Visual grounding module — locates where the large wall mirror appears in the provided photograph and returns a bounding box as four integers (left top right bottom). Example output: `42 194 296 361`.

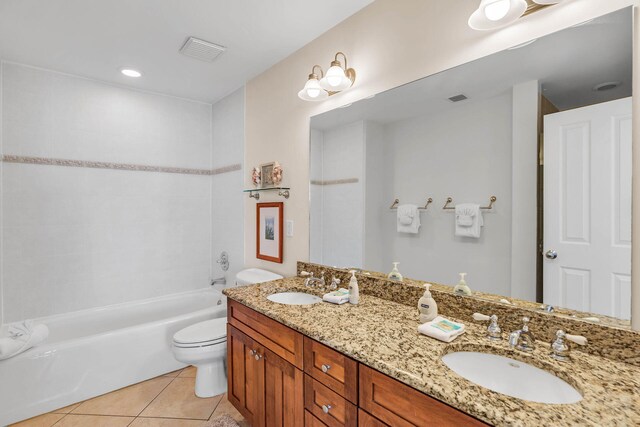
309 8 634 328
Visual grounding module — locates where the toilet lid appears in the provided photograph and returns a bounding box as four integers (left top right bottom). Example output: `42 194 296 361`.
173 318 227 345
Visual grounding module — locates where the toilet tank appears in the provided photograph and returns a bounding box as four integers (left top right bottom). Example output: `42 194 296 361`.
235 268 283 286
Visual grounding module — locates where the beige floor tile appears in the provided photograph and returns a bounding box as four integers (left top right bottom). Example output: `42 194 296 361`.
50 402 81 414
55 414 134 427
209 394 249 427
177 366 196 378
162 369 184 378
129 418 205 427
140 377 221 420
10 413 65 427
72 376 172 417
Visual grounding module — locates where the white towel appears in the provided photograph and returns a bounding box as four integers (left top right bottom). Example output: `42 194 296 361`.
455 203 483 239
397 204 420 234
0 320 49 360
323 288 350 305
417 316 465 343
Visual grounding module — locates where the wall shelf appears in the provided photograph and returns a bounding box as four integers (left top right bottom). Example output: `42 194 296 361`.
244 187 290 200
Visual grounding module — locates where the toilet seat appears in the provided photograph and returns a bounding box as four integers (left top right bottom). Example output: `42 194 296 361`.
172 318 227 348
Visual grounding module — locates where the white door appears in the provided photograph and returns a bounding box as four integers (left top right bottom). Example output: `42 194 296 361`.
544 97 632 319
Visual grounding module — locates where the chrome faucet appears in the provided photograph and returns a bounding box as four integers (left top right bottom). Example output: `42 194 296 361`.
211 276 226 286
304 272 325 287
329 276 341 290
550 330 588 361
509 317 536 352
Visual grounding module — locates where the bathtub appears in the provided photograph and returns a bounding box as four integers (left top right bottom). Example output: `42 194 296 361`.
0 287 225 426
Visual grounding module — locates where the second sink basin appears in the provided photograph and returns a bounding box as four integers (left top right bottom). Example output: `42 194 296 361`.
441 351 582 404
267 292 322 305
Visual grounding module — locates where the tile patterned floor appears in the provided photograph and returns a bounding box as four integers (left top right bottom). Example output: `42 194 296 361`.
10 367 249 427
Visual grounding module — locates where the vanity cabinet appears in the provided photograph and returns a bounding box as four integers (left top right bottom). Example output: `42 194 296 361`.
227 300 487 427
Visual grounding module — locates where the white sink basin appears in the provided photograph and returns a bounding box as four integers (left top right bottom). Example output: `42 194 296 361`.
267 292 322 305
441 351 582 404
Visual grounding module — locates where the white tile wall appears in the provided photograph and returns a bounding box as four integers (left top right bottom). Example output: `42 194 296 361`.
1 62 214 322
211 88 245 285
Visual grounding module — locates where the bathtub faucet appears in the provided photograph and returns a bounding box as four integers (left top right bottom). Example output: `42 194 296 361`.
211 276 226 286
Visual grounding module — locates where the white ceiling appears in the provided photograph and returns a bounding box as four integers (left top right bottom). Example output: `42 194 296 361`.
0 0 373 103
311 8 633 131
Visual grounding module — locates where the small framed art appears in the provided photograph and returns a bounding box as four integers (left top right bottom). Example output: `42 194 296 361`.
260 162 275 188
256 202 283 263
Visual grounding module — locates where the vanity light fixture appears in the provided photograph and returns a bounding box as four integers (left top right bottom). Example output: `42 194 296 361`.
298 52 356 102
298 65 329 102
468 0 528 31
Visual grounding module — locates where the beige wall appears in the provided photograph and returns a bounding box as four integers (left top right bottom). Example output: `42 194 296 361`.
245 1 639 292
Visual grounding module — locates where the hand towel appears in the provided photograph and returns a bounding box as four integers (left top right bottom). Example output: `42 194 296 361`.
397 204 420 234
417 316 465 343
323 288 350 305
455 203 483 239
0 320 49 360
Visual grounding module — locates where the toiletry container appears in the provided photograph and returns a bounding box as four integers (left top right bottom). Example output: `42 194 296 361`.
348 270 360 304
388 262 403 281
453 273 472 296
418 283 438 323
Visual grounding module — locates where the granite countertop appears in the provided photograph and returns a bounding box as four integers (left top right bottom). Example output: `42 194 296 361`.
223 278 640 427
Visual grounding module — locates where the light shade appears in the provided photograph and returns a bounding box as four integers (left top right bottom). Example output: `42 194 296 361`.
120 68 142 78
468 0 528 31
298 75 328 102
319 62 353 92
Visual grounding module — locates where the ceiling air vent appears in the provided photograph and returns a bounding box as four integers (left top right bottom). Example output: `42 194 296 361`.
179 37 226 62
448 94 468 102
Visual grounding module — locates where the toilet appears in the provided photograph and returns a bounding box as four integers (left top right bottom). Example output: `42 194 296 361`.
171 268 283 398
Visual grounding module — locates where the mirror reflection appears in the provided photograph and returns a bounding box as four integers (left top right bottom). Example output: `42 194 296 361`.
309 9 633 324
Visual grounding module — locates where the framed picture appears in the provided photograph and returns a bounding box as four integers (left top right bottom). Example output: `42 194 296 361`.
260 162 275 188
256 202 283 263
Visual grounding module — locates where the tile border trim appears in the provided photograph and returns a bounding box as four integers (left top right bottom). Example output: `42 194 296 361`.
310 178 359 186
2 155 241 176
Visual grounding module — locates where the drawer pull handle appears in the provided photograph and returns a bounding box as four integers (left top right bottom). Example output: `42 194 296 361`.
321 364 331 373
322 404 332 414
255 353 263 361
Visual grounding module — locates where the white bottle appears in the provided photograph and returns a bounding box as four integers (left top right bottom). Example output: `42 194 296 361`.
348 270 360 305
418 283 438 323
453 273 472 296
387 262 403 281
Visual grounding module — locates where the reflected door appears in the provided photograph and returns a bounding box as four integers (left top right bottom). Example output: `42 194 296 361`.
543 98 632 319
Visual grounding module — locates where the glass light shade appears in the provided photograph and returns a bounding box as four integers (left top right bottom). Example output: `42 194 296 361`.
298 77 328 102
468 0 528 31
319 65 352 92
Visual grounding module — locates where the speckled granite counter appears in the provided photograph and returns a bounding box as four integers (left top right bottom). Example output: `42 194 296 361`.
224 277 640 427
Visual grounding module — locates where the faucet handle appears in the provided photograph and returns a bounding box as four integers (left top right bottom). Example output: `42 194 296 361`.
299 271 312 277
563 331 588 346
473 313 501 341
551 330 587 361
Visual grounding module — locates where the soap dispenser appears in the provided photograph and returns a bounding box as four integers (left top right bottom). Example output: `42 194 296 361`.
348 270 360 305
387 262 403 282
453 273 472 296
418 283 438 323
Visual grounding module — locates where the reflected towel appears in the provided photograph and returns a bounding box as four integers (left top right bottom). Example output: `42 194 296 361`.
455 203 483 238
418 316 465 343
0 320 49 360
397 204 420 234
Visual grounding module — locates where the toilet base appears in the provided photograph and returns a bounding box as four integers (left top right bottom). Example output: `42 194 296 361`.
194 357 227 398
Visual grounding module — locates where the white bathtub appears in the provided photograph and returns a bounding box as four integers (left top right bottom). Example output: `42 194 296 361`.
0 288 225 426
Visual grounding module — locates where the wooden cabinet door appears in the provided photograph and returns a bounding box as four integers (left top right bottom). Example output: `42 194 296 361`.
263 346 304 427
228 324 265 427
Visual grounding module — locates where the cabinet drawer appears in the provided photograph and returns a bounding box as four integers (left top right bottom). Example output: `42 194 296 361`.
305 375 357 427
359 365 488 427
305 410 329 427
358 410 388 427
304 337 358 403
228 300 303 369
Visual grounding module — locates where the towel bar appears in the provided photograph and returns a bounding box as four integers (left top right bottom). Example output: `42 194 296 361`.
443 196 497 210
390 198 433 210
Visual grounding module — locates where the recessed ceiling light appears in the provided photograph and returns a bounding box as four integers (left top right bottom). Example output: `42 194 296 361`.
120 68 142 78
593 82 621 92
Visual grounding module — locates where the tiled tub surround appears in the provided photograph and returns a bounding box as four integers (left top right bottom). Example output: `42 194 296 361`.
298 262 640 365
223 277 640 426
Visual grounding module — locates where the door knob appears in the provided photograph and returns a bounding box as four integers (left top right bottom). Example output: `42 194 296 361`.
545 250 558 260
